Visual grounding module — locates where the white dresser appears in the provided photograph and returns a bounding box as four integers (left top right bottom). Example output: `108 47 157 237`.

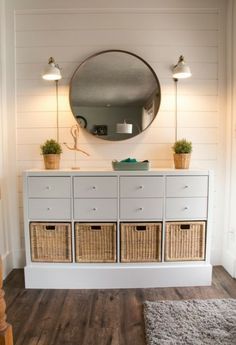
23 169 213 289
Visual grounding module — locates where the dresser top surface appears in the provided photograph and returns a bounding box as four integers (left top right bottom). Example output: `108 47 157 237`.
24 168 212 177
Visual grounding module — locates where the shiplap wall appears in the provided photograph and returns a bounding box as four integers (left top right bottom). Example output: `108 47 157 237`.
12 0 227 265
222 0 236 277
0 0 13 276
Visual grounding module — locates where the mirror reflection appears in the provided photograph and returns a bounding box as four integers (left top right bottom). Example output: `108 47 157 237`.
69 50 161 141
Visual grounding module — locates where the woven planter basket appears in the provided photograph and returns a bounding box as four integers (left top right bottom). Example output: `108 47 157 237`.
173 153 191 169
43 154 60 169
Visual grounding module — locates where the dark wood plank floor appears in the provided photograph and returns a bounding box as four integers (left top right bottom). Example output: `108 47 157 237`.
3 266 236 345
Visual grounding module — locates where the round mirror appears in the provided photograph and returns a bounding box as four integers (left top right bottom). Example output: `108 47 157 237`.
69 50 161 141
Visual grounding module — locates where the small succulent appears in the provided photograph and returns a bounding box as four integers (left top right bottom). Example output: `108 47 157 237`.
172 139 192 154
40 139 62 155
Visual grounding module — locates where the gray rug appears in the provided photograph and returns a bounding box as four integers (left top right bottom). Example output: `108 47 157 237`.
144 299 236 345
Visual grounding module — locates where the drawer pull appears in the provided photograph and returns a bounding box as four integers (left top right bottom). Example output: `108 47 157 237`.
45 225 55 231
138 185 144 190
184 206 189 210
92 186 97 190
180 224 190 230
136 226 146 231
45 186 51 190
138 207 144 211
91 225 101 230
92 207 97 211
47 207 51 211
184 185 189 189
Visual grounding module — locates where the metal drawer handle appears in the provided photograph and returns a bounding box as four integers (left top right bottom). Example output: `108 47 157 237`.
139 185 144 189
92 207 97 211
47 207 51 211
45 186 51 190
92 186 97 190
184 206 189 210
138 207 144 211
184 185 189 189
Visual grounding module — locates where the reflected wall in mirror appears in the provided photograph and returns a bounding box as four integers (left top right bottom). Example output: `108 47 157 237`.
69 50 161 141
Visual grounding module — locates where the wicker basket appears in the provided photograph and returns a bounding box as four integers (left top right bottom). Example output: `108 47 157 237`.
165 221 206 261
173 153 191 169
120 223 162 262
75 223 117 263
43 154 60 169
30 222 72 262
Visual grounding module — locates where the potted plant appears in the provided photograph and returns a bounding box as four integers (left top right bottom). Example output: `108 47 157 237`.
40 139 62 169
172 138 192 169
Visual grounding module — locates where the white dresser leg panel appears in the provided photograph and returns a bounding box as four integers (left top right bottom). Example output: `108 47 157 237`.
24 264 212 289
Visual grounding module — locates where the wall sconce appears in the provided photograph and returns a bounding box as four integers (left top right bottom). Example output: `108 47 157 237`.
172 55 192 141
42 57 62 81
173 55 192 80
42 57 62 142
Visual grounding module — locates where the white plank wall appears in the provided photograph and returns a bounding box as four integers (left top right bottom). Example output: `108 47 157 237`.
13 0 226 265
222 0 236 277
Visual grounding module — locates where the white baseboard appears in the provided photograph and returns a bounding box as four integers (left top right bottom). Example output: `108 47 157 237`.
12 248 26 269
210 247 222 266
1 249 25 279
222 250 236 278
1 251 13 279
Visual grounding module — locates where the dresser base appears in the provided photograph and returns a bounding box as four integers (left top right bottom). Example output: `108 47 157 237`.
24 263 212 289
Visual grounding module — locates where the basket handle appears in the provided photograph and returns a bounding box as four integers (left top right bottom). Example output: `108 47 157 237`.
180 224 190 230
136 226 146 231
91 225 101 230
45 225 56 231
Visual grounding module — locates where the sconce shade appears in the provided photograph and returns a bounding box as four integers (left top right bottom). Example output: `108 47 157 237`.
116 120 133 134
42 57 62 80
172 55 192 79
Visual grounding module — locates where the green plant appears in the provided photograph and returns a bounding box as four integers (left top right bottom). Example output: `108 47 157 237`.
172 138 192 154
40 139 62 155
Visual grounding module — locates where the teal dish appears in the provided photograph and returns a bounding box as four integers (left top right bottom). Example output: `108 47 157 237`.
112 161 150 171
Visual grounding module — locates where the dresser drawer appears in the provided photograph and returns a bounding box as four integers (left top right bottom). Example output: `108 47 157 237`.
28 177 71 198
28 199 71 220
120 198 163 220
74 177 117 198
120 176 164 198
74 199 117 220
166 198 208 220
166 176 208 197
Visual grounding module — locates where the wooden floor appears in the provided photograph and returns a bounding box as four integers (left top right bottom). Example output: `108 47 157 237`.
3 266 236 345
